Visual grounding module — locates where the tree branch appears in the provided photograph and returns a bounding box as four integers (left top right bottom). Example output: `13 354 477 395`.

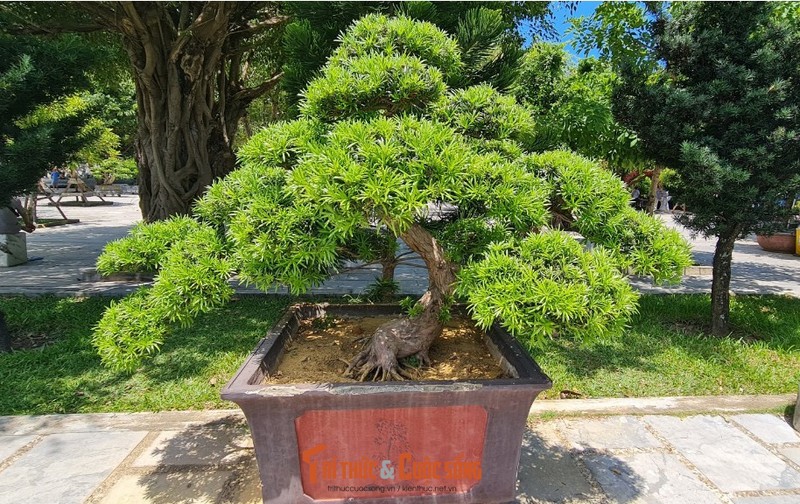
75 2 122 29
0 4 108 34
232 71 284 104
235 15 290 35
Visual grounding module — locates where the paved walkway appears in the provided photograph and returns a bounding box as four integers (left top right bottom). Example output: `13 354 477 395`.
1 399 799 504
1 198 799 297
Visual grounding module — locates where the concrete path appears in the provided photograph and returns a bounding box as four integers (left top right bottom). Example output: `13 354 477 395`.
1 404 799 503
0 196 143 296
1 198 798 297
630 214 800 297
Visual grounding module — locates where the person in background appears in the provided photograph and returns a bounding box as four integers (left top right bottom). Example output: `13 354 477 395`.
50 167 60 188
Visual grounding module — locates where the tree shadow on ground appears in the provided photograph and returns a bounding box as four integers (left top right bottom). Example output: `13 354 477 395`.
516 428 636 503
134 419 636 504
137 415 262 503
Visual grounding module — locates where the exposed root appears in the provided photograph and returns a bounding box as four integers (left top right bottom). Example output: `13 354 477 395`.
413 350 431 367
345 344 415 381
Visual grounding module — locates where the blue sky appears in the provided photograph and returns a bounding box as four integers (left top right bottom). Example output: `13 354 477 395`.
519 1 601 58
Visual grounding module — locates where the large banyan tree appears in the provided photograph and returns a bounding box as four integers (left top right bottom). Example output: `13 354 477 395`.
94 15 692 378
1 1 288 221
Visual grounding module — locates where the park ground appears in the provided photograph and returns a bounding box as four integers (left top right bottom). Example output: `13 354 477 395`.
1 197 799 503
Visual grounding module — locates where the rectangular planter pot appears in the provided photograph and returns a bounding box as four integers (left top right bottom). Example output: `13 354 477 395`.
222 303 552 504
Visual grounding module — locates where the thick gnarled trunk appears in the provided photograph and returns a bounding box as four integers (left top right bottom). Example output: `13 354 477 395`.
711 228 740 336
347 223 457 380
100 3 284 221
133 85 211 220
133 69 234 220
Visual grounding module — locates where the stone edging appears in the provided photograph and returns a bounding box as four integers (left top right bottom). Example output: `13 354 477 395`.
1 394 796 435
530 394 796 416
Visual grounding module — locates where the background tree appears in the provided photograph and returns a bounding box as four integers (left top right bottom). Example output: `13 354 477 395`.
0 33 105 205
93 15 691 377
612 2 800 335
512 43 643 172
568 1 665 213
1 2 288 221
0 33 110 354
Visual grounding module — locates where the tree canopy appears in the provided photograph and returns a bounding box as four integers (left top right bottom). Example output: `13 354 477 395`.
512 43 643 169
93 14 691 376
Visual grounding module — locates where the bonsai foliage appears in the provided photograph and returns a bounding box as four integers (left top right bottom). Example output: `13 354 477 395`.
280 1 555 114
612 2 800 335
94 15 691 377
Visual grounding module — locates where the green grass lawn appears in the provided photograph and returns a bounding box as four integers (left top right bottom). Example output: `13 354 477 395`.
0 294 798 414
533 295 800 399
0 295 291 415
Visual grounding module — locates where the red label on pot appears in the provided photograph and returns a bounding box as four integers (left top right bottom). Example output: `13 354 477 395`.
295 405 487 499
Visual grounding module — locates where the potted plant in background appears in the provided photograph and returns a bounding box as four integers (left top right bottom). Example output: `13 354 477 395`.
92 15 692 503
756 227 798 254
756 198 800 254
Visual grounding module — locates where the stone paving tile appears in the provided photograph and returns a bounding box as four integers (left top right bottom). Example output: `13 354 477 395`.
645 415 800 492
779 447 800 467
731 414 800 444
558 416 662 452
133 426 253 467
731 496 800 504
223 455 262 504
0 431 146 504
516 424 598 503
583 452 722 504
95 471 232 504
0 435 35 463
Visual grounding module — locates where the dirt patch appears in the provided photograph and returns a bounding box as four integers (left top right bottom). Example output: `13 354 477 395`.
6 331 56 351
265 315 506 384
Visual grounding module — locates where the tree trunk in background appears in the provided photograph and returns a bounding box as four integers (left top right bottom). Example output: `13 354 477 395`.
378 254 398 302
132 70 222 220
646 165 662 215
23 193 37 223
711 228 740 336
123 4 229 221
75 2 285 221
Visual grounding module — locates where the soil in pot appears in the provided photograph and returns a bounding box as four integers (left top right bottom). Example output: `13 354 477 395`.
265 315 506 384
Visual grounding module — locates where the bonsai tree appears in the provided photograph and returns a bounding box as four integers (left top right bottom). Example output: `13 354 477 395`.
94 15 692 378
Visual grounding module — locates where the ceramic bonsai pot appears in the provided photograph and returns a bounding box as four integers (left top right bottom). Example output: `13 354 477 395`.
221 303 552 504
756 232 796 254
